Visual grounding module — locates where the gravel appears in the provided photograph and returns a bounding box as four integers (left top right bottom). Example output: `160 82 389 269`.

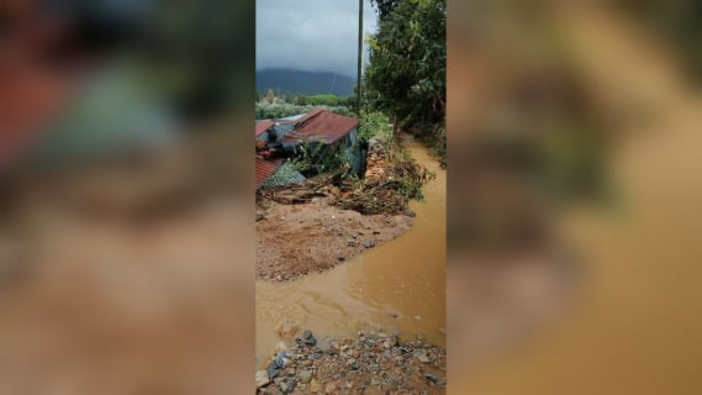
257 330 446 394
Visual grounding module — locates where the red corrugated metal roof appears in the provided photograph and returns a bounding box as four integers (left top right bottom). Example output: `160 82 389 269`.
255 157 283 189
256 120 275 137
281 110 359 145
277 108 324 126
294 108 324 124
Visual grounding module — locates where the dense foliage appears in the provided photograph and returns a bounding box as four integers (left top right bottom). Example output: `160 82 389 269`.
288 143 352 177
357 111 392 146
365 0 446 127
370 0 402 21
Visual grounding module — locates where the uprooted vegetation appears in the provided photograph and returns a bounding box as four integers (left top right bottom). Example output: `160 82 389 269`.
260 156 431 216
334 147 433 215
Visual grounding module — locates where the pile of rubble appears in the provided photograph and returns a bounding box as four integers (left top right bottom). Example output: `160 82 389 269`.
256 330 446 394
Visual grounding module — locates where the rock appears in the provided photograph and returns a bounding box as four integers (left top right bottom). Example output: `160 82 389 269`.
280 378 296 393
310 379 321 393
425 373 440 386
267 361 280 379
406 210 416 217
363 240 375 248
318 337 334 354
276 352 291 368
324 382 337 394
256 370 269 388
299 369 313 384
310 351 323 360
301 330 317 347
416 352 430 364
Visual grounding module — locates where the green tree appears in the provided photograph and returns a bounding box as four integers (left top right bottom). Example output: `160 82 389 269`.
370 0 401 21
365 0 446 127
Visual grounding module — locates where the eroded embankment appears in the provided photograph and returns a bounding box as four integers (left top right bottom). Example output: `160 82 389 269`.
256 202 413 282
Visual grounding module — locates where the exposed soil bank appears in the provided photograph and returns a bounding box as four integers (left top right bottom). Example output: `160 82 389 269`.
256 202 413 282
257 330 446 394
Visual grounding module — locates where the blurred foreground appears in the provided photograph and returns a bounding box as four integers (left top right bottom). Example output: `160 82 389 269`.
448 1 702 393
0 1 255 393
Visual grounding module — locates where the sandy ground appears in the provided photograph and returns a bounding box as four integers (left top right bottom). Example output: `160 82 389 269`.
256 201 413 282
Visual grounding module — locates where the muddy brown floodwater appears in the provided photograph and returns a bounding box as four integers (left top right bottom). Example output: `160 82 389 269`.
256 138 446 366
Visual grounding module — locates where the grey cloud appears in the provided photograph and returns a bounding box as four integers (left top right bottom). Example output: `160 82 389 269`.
256 0 378 77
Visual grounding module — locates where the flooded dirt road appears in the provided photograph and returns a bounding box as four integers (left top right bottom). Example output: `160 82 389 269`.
256 139 446 366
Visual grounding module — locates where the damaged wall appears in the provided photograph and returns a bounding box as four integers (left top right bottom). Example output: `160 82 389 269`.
364 137 389 183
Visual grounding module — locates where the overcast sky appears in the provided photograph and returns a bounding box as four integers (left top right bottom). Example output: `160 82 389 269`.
256 0 378 77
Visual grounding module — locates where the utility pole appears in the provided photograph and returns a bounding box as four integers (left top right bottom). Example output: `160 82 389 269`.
357 0 363 112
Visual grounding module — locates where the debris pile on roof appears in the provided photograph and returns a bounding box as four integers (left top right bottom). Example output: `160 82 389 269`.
262 162 306 189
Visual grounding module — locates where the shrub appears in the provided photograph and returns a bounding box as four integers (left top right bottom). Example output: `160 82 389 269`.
357 111 391 146
306 94 341 106
288 143 351 176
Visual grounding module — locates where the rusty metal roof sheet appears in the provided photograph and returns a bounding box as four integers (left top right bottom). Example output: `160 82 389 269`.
293 108 324 124
255 120 275 137
255 157 283 189
277 108 323 126
281 110 359 145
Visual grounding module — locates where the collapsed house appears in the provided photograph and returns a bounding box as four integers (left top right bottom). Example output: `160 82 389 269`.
255 109 363 189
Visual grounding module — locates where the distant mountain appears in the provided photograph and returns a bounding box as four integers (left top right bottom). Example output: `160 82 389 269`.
256 69 356 98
